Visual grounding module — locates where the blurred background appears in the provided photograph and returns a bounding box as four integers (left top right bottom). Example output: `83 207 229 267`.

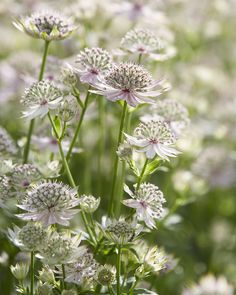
0 0 236 294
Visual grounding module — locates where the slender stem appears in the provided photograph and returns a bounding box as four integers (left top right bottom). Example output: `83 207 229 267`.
128 279 139 294
116 245 122 295
30 251 34 295
108 285 115 295
108 102 128 216
61 264 66 291
72 86 84 109
138 53 143 65
48 113 96 245
66 89 90 161
136 158 149 190
97 96 105 195
23 41 50 164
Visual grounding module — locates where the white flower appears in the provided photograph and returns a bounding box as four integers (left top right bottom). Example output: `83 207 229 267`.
79 194 100 213
123 183 165 229
91 63 169 107
125 120 180 160
16 181 80 226
0 126 18 157
0 175 12 208
21 80 63 120
75 47 112 85
183 274 234 295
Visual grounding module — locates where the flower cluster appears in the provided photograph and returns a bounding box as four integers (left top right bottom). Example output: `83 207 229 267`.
0 127 18 157
0 175 11 207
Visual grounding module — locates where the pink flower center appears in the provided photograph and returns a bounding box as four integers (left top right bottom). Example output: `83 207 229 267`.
140 200 147 208
149 138 158 144
122 89 130 93
40 99 48 106
90 68 98 75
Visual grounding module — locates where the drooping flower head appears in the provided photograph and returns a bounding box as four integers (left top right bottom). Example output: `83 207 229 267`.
0 127 18 157
75 47 112 85
65 248 99 286
39 230 82 265
13 11 77 41
91 63 169 107
182 274 234 295
10 164 42 193
21 80 63 120
123 183 166 229
125 120 179 160
16 181 80 226
142 99 190 136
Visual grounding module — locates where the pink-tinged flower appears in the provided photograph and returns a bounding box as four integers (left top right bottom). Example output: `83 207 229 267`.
91 63 169 107
123 183 165 229
75 47 112 85
16 181 80 226
125 120 180 160
21 80 63 120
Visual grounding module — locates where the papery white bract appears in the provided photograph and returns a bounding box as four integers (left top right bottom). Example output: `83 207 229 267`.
91 63 169 107
123 183 166 229
125 120 180 160
16 181 80 226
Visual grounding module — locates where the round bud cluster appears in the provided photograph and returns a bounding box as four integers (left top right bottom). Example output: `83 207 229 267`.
135 120 176 146
105 220 135 244
11 164 42 191
96 265 115 286
14 11 77 41
60 66 77 87
121 28 162 54
22 80 62 108
59 99 78 122
105 63 153 92
0 175 12 206
80 194 100 213
117 142 133 160
0 127 18 157
18 223 47 251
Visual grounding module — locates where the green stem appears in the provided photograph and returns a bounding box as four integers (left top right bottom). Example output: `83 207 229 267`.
61 264 66 291
136 158 149 190
97 96 105 195
72 86 84 109
66 89 90 161
108 285 115 295
48 113 96 245
108 102 128 216
128 279 139 294
116 245 122 295
23 41 50 164
138 53 143 65
30 251 34 295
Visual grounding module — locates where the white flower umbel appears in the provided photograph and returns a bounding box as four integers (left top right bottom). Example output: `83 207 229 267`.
125 120 179 160
0 126 18 157
21 80 63 120
39 230 82 265
65 248 99 286
95 264 116 286
141 99 190 137
16 181 80 226
13 11 77 41
182 274 234 295
75 47 112 85
123 183 165 229
91 63 169 107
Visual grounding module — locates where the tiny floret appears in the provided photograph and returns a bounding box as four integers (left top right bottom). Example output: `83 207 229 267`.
91 63 168 107
21 80 63 120
75 47 112 85
80 194 100 213
123 183 165 229
14 11 77 41
16 181 80 226
125 120 179 160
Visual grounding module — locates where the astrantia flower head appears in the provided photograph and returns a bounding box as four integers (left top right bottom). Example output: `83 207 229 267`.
125 120 179 160
10 263 29 281
182 274 234 295
91 62 169 107
65 248 99 286
142 99 189 136
11 164 42 193
0 175 12 208
123 183 165 229
21 80 63 120
102 217 142 245
79 194 100 213
39 231 82 265
14 11 77 41
8 223 47 251
0 127 18 157
75 47 112 85
16 181 80 226
95 264 116 286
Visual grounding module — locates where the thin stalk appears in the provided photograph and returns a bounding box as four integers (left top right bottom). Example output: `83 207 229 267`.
72 86 84 109
97 96 105 195
66 89 90 161
30 251 34 295
128 279 139 294
61 264 66 291
116 245 122 295
108 102 128 216
138 53 143 65
136 158 149 190
108 285 115 295
23 41 50 164
48 113 96 245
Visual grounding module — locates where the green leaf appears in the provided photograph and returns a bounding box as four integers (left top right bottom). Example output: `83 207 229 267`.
144 158 160 176
133 289 158 295
52 116 63 138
